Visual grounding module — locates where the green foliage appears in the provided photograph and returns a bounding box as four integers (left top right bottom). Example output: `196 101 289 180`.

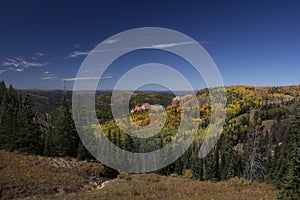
0 82 43 154
17 95 43 154
276 114 300 199
51 95 80 157
1 80 299 195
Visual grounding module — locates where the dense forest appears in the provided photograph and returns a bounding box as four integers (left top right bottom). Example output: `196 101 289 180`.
0 81 299 199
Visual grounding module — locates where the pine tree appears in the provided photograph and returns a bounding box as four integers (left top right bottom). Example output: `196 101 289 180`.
205 143 220 181
53 95 79 157
219 132 237 180
0 93 12 150
277 114 300 199
17 95 43 154
0 81 7 102
0 84 18 151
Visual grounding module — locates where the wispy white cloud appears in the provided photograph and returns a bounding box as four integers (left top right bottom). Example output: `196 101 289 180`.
41 76 56 80
101 74 113 79
105 39 119 44
68 40 197 58
41 71 57 80
34 52 45 57
1 55 49 73
2 57 49 68
15 68 24 72
63 76 99 81
68 51 90 58
63 74 112 81
0 69 6 74
31 52 45 60
145 41 195 49
67 49 110 58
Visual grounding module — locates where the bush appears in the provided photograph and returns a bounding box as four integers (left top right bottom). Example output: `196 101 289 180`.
228 177 251 186
183 169 193 179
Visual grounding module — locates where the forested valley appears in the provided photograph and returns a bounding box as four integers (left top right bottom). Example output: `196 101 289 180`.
0 80 299 199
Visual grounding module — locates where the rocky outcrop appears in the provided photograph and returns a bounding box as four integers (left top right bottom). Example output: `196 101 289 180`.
171 94 194 105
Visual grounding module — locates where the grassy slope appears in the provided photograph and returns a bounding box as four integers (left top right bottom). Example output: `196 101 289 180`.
0 151 278 200
42 173 278 200
0 151 113 200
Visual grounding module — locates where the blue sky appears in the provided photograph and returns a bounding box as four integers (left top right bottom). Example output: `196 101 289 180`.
0 0 299 90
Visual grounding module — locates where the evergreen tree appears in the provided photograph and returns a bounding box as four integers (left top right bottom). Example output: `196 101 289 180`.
0 81 7 102
0 84 19 151
53 95 79 157
277 114 300 199
204 142 220 181
17 95 43 154
0 92 13 150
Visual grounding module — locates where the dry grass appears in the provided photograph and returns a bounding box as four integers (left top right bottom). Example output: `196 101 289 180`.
0 150 114 200
40 173 278 200
0 151 278 200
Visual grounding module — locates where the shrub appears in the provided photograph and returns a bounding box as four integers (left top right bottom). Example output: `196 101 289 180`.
228 176 251 186
183 169 193 179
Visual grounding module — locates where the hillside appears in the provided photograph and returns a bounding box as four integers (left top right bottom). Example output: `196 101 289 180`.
43 174 278 200
0 151 278 200
0 151 118 200
0 82 299 199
